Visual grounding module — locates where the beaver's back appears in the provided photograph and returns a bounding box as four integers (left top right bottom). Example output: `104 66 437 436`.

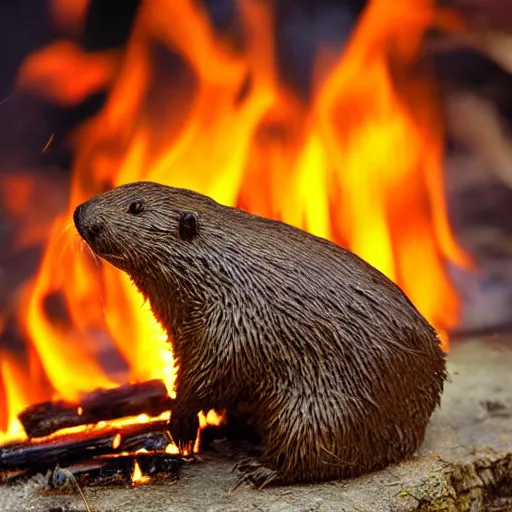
214 203 439 355
198 205 446 482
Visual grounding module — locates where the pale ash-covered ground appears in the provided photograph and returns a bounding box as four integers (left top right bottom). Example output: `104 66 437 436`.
0 338 511 512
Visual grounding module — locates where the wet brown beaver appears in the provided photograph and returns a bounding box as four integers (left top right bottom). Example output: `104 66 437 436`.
73 181 446 488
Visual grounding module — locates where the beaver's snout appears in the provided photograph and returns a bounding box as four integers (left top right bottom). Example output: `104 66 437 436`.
73 203 105 245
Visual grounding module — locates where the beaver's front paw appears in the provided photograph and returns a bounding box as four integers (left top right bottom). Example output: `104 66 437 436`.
230 458 281 491
169 411 199 454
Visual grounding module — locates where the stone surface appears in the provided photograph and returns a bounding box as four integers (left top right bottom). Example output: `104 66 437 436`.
0 337 511 511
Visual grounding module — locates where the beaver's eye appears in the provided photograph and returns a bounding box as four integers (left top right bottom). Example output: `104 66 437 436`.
179 212 198 241
127 200 145 215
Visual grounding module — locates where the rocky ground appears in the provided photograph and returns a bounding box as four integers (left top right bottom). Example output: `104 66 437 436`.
0 337 510 512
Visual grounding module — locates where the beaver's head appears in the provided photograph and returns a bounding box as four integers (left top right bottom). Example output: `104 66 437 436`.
73 181 234 302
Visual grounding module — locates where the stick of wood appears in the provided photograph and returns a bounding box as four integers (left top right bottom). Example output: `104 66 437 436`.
18 380 173 438
0 420 172 472
47 452 182 488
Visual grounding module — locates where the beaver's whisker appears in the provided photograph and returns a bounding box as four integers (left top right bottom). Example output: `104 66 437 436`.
54 228 80 268
53 219 74 244
83 243 103 269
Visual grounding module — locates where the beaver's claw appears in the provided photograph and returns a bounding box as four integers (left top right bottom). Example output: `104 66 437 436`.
230 458 281 491
169 412 198 454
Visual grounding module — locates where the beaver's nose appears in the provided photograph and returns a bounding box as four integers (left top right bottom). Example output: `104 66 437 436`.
73 203 105 244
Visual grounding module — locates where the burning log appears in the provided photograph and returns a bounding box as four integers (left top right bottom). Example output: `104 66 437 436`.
18 380 173 438
47 453 182 488
0 420 172 474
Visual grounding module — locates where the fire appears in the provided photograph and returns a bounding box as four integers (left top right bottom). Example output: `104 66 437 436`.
0 353 31 444
131 461 151 486
1 0 470 443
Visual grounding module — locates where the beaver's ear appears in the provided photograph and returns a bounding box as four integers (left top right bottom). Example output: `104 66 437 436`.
179 212 199 241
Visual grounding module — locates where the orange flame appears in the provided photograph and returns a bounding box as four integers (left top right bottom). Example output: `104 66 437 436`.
0 352 31 444
131 461 151 486
1 0 470 442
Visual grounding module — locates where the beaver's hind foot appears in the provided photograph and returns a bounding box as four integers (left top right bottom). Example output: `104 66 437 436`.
230 458 281 491
169 411 199 455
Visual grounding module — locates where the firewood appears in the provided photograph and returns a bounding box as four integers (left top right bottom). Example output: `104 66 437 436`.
0 432 119 474
0 420 172 473
46 453 182 488
18 380 173 438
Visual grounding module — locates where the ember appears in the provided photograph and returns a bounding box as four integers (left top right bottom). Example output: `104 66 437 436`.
0 0 473 487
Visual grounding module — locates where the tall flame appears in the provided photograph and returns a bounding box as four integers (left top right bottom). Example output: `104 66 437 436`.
1 0 470 441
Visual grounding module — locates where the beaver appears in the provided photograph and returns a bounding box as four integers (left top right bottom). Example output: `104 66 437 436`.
73 181 446 489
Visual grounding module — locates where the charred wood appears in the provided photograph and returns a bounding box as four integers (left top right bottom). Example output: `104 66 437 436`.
18 380 173 438
0 420 172 473
46 453 182 488
0 432 119 474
